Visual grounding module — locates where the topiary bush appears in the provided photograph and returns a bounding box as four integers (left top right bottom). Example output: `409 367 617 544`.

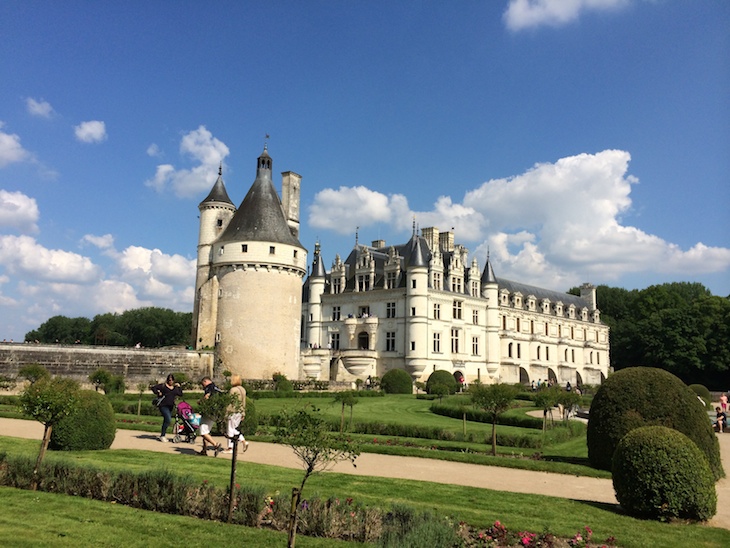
241 398 258 436
587 367 723 480
689 383 711 408
612 425 717 521
50 390 116 451
426 370 458 395
380 369 413 394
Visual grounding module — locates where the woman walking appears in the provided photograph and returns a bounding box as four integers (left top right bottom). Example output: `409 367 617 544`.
224 374 249 454
152 374 183 442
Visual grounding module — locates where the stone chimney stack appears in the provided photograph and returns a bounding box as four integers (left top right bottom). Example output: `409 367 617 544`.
281 171 301 239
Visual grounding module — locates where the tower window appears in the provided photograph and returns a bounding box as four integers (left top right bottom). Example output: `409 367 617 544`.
217 219 223 227
386 302 396 318
332 306 341 321
433 332 441 353
242 244 248 252
269 246 276 254
293 250 298 258
386 332 396 352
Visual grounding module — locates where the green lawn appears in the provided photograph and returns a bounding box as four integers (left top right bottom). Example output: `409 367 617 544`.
2 436 729 548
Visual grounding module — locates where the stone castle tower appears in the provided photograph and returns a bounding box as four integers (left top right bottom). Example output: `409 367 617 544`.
193 146 307 379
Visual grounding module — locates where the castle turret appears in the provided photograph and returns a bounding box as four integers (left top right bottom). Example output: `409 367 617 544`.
405 234 429 380
209 146 307 379
193 166 235 348
481 254 500 378
306 242 327 348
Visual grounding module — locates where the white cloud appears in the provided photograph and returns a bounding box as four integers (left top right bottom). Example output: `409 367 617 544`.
0 123 31 167
0 190 40 233
311 149 730 291
308 186 407 235
74 120 107 143
81 233 115 250
0 235 100 283
144 126 229 197
504 0 632 31
26 97 54 118
146 143 161 157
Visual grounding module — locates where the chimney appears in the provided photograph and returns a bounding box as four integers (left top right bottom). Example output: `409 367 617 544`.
281 171 301 239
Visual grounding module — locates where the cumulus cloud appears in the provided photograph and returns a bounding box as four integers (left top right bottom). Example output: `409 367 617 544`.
504 0 632 31
0 190 40 233
144 126 229 197
81 233 115 250
0 235 100 283
309 186 408 235
146 143 161 157
74 120 107 143
310 149 730 291
26 97 54 118
0 123 32 167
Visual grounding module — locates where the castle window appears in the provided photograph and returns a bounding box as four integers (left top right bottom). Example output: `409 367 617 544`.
433 332 441 352
386 272 397 289
472 309 479 325
545 322 549 336
537 346 541 360
516 318 520 332
433 303 441 320
411 279 417 289
508 342 513 358
215 332 221 342
530 320 534 334
411 341 416 351
385 332 396 352
358 306 370 317
502 315 507 330
471 281 479 297
293 250 298 258
451 277 462 293
472 336 479 356
411 307 416 316
453 300 462 320
242 244 248 252
451 328 460 353
517 343 521 359
571 349 575 362
546 347 550 361
433 272 442 290
219 246 224 255
597 352 600 365
332 278 342 294
386 302 396 318
217 219 223 227
330 333 340 350
357 275 370 292
571 326 575 339
332 306 341 321
269 246 275 254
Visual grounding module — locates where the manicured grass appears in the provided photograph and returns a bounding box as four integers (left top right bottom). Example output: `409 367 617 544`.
2 436 729 548
0 486 352 547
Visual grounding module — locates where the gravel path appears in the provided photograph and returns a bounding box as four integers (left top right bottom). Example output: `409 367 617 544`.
1 417 727 530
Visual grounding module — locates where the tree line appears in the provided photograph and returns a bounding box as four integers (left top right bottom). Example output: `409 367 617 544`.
24 307 193 348
574 282 729 388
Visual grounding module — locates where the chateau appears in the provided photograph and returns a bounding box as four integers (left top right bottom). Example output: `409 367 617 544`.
194 147 611 387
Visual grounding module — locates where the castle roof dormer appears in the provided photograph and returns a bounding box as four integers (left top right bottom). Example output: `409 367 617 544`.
217 147 303 248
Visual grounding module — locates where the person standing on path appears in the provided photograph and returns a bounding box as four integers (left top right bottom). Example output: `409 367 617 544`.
224 374 249 454
721 392 728 412
198 376 223 456
151 374 183 442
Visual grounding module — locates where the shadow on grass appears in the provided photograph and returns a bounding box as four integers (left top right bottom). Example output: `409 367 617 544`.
542 455 594 467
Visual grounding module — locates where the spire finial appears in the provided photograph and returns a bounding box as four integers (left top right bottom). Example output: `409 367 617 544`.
218 162 222 177
355 226 359 246
264 133 270 151
487 246 490 262
412 215 416 236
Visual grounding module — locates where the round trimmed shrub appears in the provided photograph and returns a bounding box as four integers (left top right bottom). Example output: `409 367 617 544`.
426 370 458 395
380 369 413 394
587 367 723 480
612 426 716 521
689 383 711 406
241 398 258 436
50 390 116 451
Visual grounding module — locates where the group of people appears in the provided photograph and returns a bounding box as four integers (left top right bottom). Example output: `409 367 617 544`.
151 374 249 456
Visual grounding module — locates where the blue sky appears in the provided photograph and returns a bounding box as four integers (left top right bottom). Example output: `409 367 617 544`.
0 0 728 342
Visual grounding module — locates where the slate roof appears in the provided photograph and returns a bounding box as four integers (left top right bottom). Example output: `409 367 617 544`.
199 169 233 206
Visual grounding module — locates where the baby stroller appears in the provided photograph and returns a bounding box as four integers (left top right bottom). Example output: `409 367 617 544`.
172 401 200 444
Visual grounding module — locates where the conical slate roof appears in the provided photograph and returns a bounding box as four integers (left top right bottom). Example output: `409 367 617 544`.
311 243 326 278
481 255 497 284
217 149 303 248
200 168 233 206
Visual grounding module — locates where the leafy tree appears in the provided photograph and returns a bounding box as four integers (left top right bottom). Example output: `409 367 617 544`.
333 391 358 433
469 383 518 456
18 364 50 384
89 368 112 392
274 406 360 548
18 376 80 488
555 390 582 422
430 382 450 403
533 385 560 432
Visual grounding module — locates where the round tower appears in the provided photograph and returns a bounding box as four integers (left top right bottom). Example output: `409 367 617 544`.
210 147 307 380
481 254 501 378
405 235 429 381
193 166 235 349
307 242 327 348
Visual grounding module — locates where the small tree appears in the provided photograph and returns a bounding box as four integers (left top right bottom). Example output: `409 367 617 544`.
18 364 50 384
136 382 148 415
274 406 360 548
533 385 560 432
469 383 518 456
333 391 358 433
556 390 582 422
18 376 80 488
430 382 450 403
89 368 112 392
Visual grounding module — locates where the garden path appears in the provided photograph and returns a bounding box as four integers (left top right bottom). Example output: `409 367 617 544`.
1 417 727 530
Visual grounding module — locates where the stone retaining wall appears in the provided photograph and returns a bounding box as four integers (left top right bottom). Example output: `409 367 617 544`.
0 343 214 387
